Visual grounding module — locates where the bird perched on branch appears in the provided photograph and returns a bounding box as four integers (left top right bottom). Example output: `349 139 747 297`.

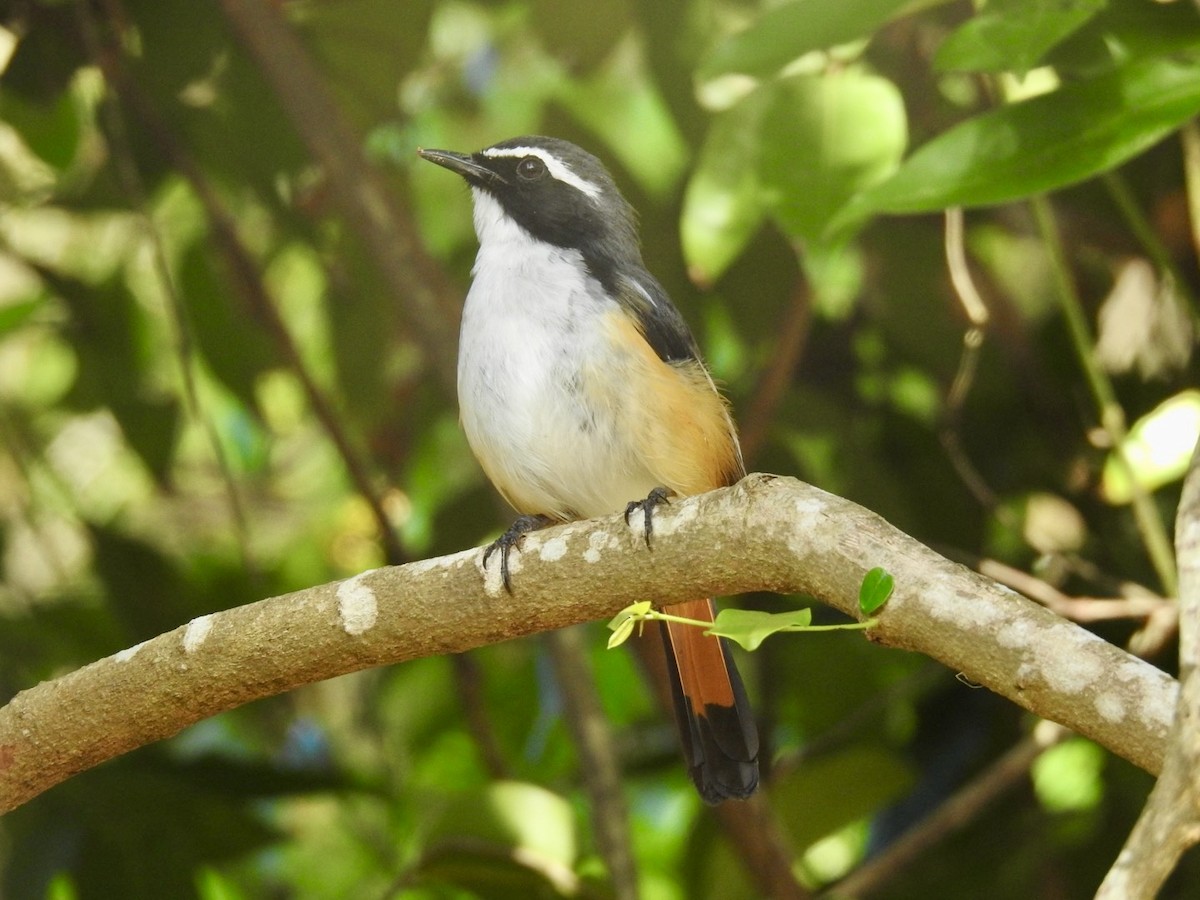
420 135 759 803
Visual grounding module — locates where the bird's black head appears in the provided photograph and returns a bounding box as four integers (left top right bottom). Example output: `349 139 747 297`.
418 136 640 263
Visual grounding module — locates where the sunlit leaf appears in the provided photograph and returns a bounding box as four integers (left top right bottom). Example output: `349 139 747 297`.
834 55 1200 228
448 781 576 862
1102 389 1200 504
680 93 769 286
759 70 907 242
1031 738 1105 812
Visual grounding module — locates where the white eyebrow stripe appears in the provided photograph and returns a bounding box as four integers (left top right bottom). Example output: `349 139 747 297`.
481 146 603 200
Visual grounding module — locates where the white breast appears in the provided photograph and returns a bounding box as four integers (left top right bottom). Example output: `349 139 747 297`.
457 191 660 519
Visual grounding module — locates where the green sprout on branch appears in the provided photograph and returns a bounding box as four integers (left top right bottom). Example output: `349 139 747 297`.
607 567 894 651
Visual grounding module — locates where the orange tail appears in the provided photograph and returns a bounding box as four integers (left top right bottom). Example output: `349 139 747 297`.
660 598 759 803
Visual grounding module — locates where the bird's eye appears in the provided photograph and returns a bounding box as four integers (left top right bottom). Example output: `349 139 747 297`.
516 156 547 180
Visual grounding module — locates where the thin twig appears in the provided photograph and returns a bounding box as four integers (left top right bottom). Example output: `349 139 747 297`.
939 207 1010 521
1180 122 1200 325
215 0 461 390
944 207 990 330
77 1 253 563
717 797 814 900
977 558 1173 625
546 629 641 900
739 278 812 464
1102 170 1199 322
450 654 510 779
96 0 406 566
827 721 1070 898
1030 195 1178 598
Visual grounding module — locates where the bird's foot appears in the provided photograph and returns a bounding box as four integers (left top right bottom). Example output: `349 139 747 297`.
483 514 555 593
624 486 675 549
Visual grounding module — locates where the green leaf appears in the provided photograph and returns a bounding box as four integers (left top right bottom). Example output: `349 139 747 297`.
299 0 436 123
680 93 769 286
700 0 952 80
708 608 813 651
935 0 1105 76
90 525 201 640
419 781 579 894
1048 0 1200 77
531 0 633 72
607 615 636 649
556 53 689 198
858 566 894 615
111 396 182 485
834 54 1200 228
47 268 143 406
607 600 653 648
0 297 43 336
197 866 248 900
4 757 282 900
771 744 914 849
179 241 282 416
1031 738 1105 813
682 69 906 276
1102 389 1200 504
0 86 83 172
758 71 907 243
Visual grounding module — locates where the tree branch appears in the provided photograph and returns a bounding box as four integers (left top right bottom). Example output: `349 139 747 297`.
1096 438 1200 897
0 476 1177 813
830 721 1070 898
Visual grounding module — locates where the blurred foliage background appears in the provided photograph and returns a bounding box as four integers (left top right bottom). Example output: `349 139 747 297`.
2 0 1200 897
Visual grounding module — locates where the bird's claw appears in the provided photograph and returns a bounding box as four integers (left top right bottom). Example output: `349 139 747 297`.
624 486 674 549
483 514 554 593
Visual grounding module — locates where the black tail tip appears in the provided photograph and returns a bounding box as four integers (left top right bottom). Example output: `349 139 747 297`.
694 758 760 804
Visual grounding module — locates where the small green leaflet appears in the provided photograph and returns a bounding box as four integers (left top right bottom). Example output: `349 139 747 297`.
707 608 814 651
607 588 889 653
607 600 653 648
859 567 895 615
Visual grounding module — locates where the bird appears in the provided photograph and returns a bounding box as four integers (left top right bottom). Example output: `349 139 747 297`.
418 135 759 803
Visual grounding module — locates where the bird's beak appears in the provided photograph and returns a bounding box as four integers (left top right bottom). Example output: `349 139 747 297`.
417 148 508 187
